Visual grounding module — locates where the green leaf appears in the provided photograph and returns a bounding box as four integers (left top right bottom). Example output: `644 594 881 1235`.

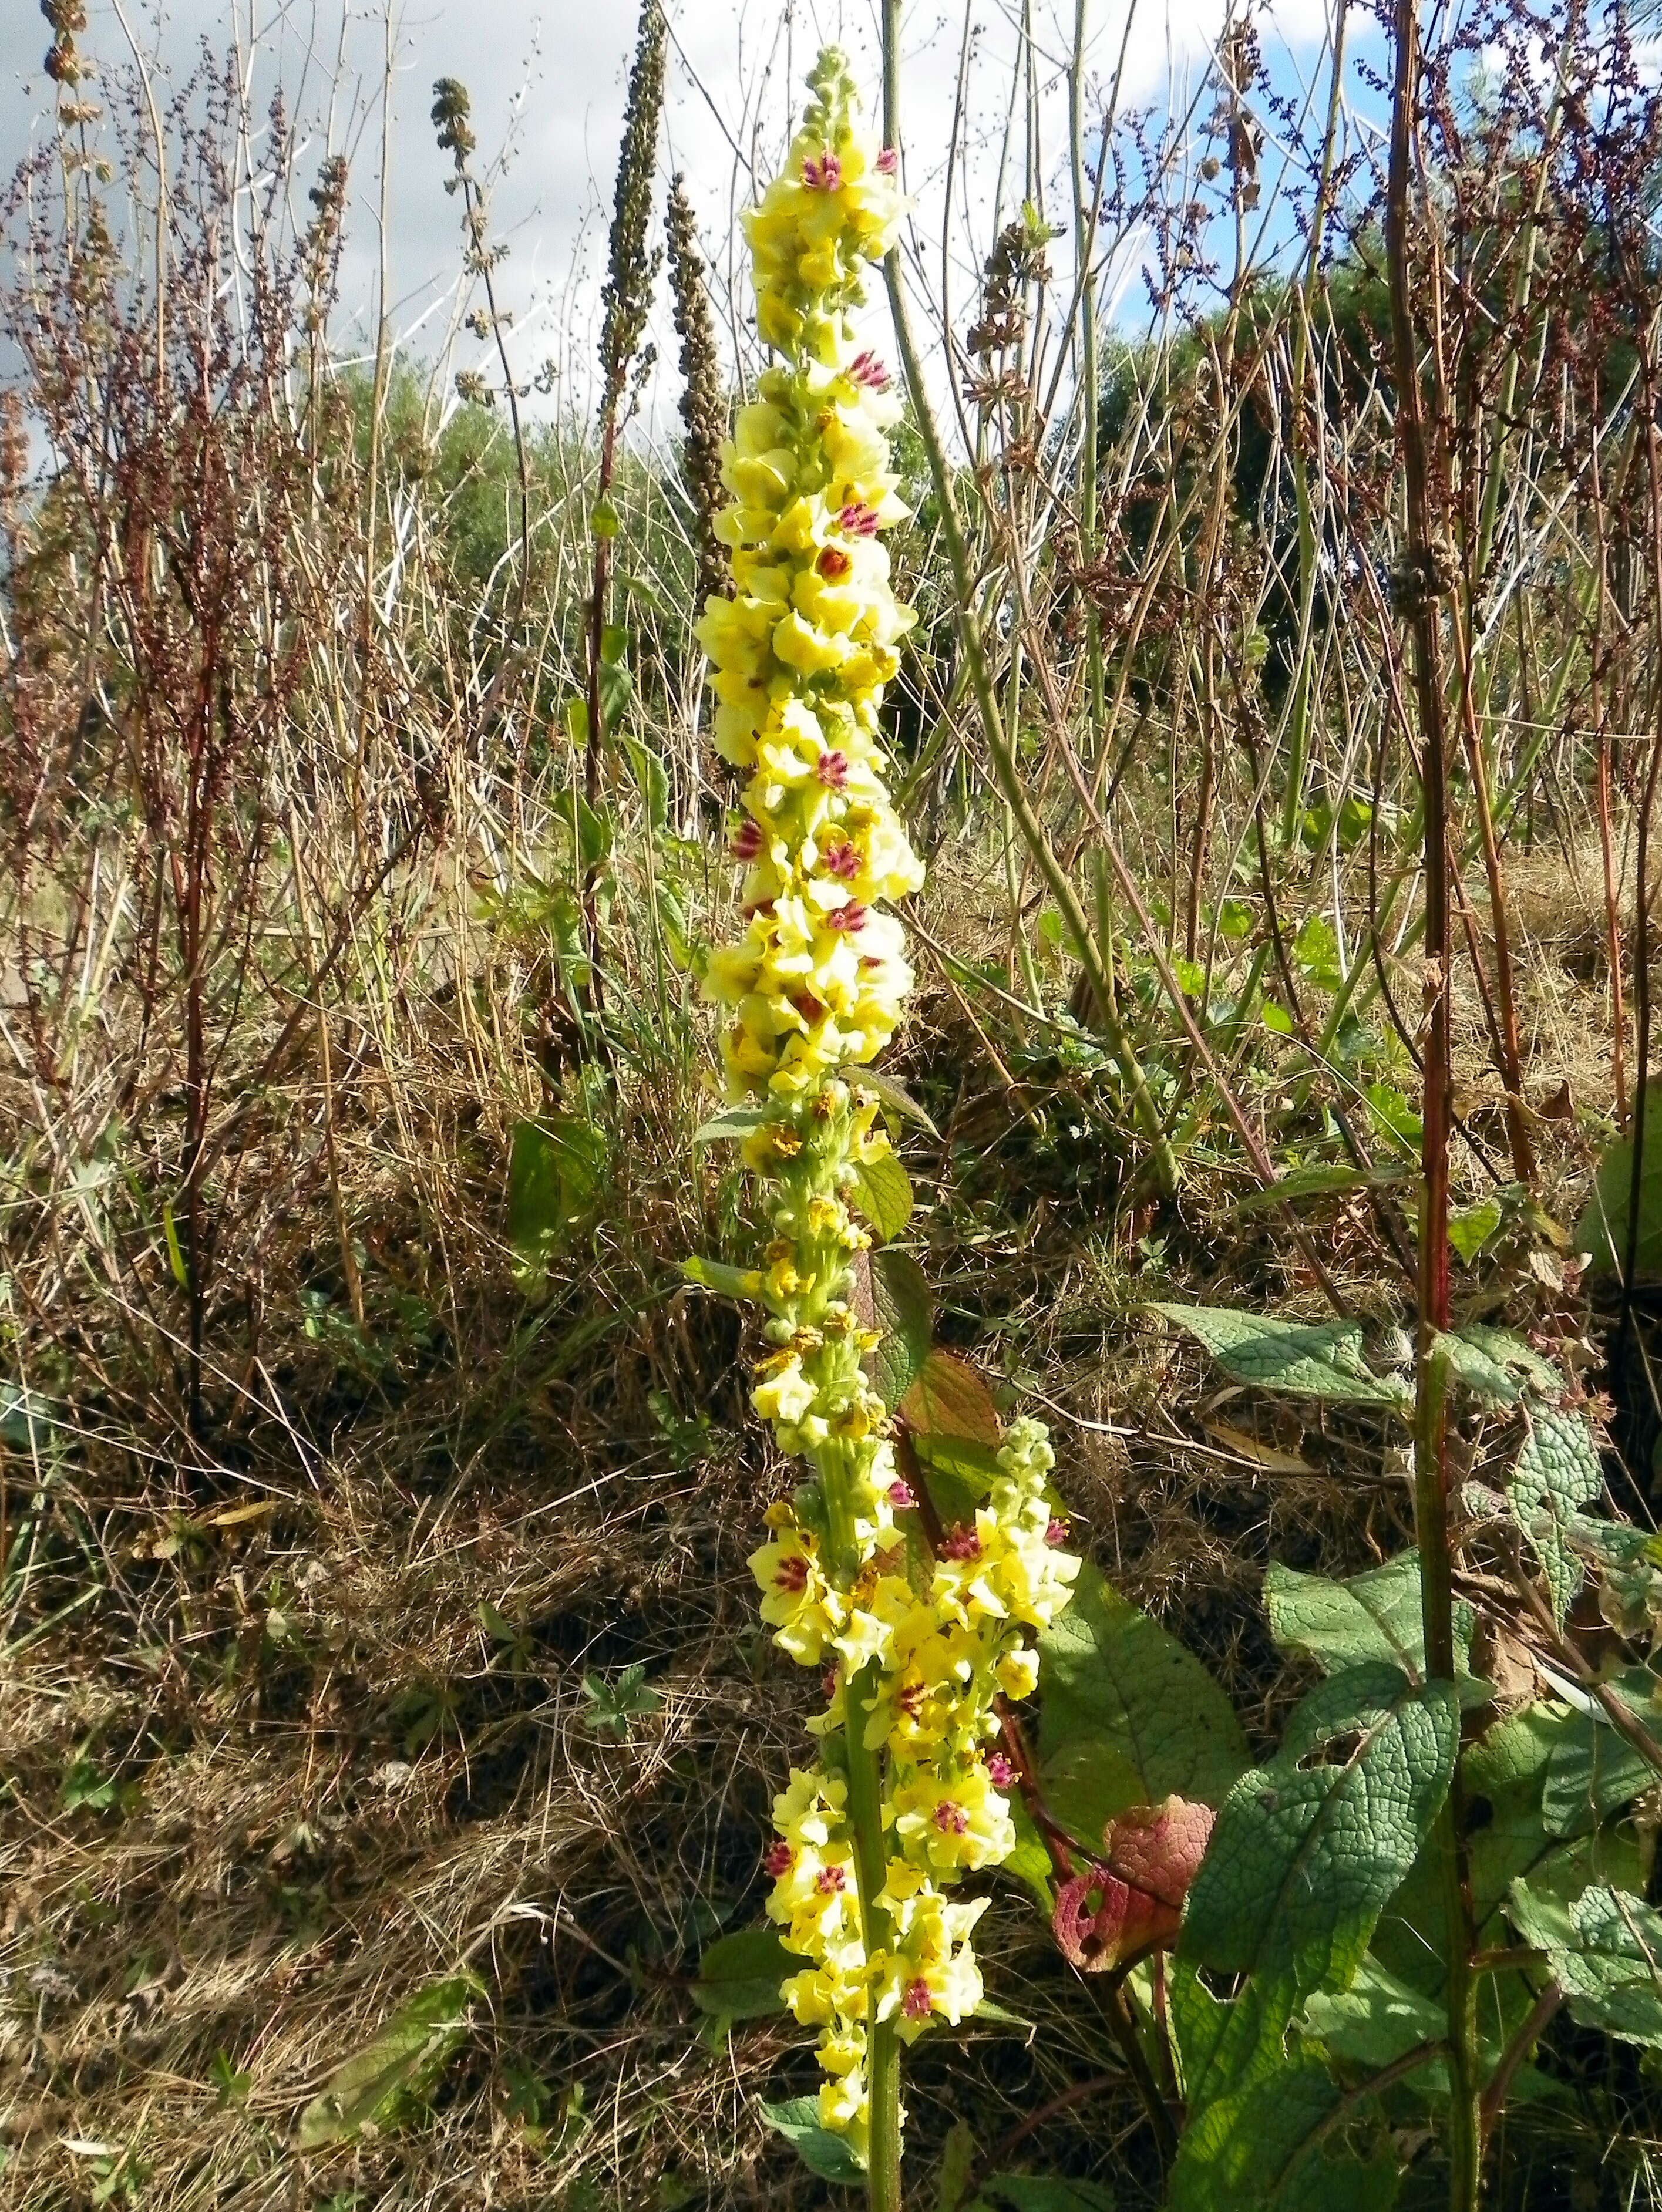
682 1254 763 1301
936 2119 977 2212
1508 1881 1662 2048
578 1661 662 1741
975 2180 1116 2211
624 736 669 829
1298 1954 1446 2075
1165 2040 1403 2212
853 1065 941 1137
1035 1563 1250 1849
846 1150 914 1244
600 621 630 665
900 1351 1004 1521
1232 1163 1405 1216
759 2095 863 2183
1374 1696 1647 2000
856 1248 934 1409
297 1975 483 2150
1448 1197 1502 1263
1540 1671 1662 1837
694 1104 774 1143
691 1928 792 2023
591 493 621 539
1152 1305 1411 1410
1574 1084 1662 1277
1508 1394 1603 1624
1179 1665 1459 2048
574 794 613 871
507 1115 607 1276
1264 1553 1485 1706
1169 1665 1457 2211
162 1200 190 1290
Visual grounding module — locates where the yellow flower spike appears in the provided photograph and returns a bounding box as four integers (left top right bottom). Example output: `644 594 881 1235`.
694 40 1079 2177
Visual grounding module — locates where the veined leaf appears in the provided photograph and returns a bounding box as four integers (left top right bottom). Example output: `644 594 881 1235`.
507 1115 606 1277
297 1974 483 2150
901 1350 1003 1524
1035 1564 1249 1849
1264 1553 1485 1706
694 1103 774 1143
1508 1881 1662 2049
854 1247 933 1409
853 1065 941 1137
1540 1669 1662 1838
759 2094 863 2183
1509 1396 1602 1625
691 1927 792 2024
1153 1305 1411 1410
1169 1665 1456 2211
846 1149 914 1244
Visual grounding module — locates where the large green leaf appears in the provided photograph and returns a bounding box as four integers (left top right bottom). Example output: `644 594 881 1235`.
507 1115 606 1277
1540 1671 1662 1839
1264 1553 1485 1706
1165 2031 1403 2212
1574 1085 1662 1278
297 1974 482 2149
1509 1397 1602 1625
1153 1305 1411 1410
691 1927 792 2024
1374 1697 1647 2002
1035 1564 1249 1850
759 2094 863 2183
1168 1666 1456 2211
1508 1882 1662 2048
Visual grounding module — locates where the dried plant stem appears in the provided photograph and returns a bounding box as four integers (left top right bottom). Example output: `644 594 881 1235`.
880 0 1176 1204
1384 4 1480 2204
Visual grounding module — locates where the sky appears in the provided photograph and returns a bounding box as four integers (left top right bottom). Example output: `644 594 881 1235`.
0 0 1363 448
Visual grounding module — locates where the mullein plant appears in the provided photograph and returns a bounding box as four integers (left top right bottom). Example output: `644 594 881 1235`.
694 49 1079 2187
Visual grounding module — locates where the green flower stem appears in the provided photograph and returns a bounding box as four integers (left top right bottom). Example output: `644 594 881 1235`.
845 1659 903 2212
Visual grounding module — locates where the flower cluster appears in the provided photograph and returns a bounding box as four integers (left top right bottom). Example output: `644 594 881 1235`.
696 51 921 1103
695 49 1079 2167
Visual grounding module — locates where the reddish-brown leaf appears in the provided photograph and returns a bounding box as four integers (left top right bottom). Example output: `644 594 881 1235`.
1052 1794 1216 1973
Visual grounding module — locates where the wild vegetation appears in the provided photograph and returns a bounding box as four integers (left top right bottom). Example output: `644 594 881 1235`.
6 1 1662 2208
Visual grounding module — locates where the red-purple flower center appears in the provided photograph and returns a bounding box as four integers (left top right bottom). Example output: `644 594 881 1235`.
803 150 843 191
839 501 880 537
849 349 891 390
876 147 900 177
902 1977 933 2020
887 1477 916 1507
1045 1517 1071 1547
934 1800 970 1836
940 1525 981 1561
763 1840 794 1878
775 1553 809 1593
816 545 853 580
817 1863 847 1894
730 818 764 861
985 1752 1016 1788
816 749 851 789
826 902 868 934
